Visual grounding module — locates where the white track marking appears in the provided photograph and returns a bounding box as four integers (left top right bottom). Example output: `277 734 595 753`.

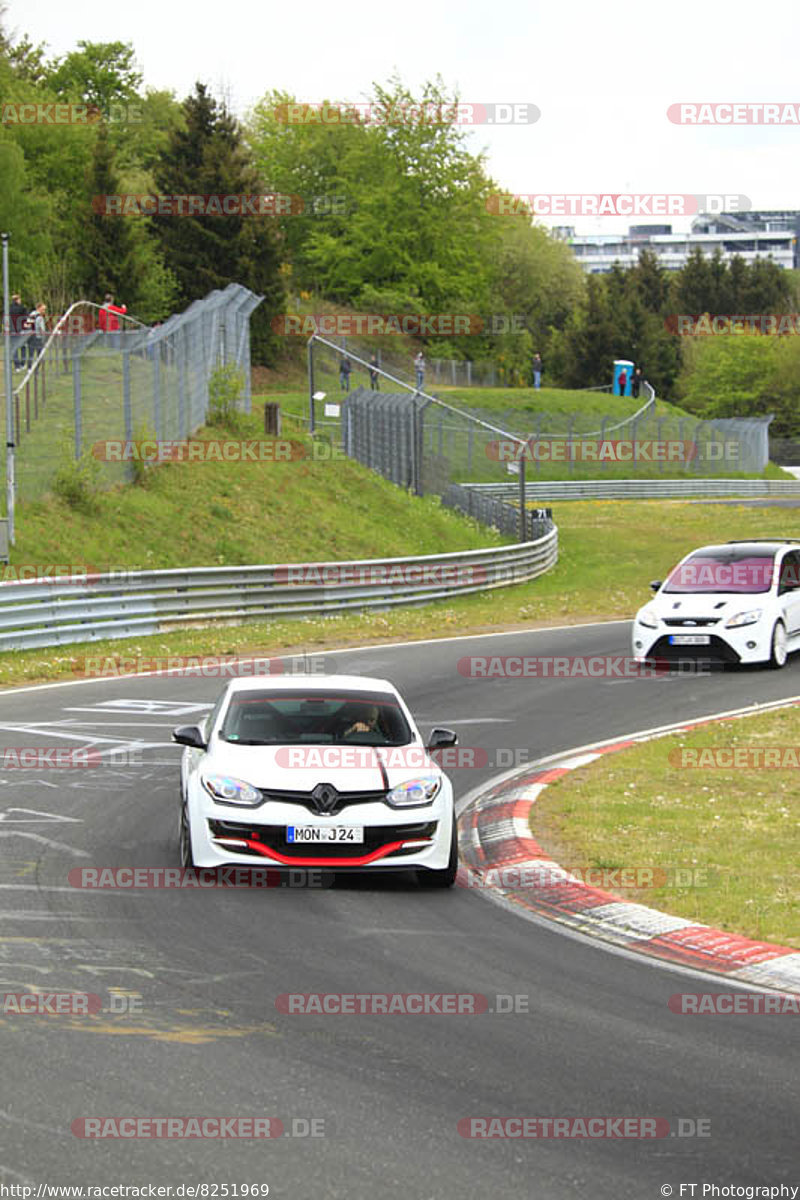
0 809 82 825
0 833 89 857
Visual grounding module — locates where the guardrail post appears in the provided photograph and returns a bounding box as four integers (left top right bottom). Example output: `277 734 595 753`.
518 453 526 541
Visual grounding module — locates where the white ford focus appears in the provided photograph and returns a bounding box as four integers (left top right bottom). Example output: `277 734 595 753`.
632 540 800 668
173 675 459 886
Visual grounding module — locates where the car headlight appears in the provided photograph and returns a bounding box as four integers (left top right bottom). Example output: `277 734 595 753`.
202 774 261 806
637 608 659 629
725 609 763 629
386 776 442 808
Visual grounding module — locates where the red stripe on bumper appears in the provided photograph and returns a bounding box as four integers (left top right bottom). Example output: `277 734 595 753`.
214 837 418 866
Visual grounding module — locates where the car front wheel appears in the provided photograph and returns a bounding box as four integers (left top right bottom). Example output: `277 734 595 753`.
769 621 788 669
416 818 458 888
179 803 197 869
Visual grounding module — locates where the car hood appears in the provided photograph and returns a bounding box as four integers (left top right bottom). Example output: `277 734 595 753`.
202 743 441 792
647 592 768 618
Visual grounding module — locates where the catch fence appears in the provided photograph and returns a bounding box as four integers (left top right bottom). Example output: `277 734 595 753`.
1 284 263 505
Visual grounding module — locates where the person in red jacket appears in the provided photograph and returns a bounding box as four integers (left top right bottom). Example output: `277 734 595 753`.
98 293 127 347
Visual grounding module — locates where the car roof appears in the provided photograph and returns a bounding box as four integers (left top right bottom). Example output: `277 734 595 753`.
222 673 399 696
685 541 800 556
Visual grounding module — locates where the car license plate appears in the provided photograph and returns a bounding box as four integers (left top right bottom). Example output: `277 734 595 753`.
287 826 364 844
669 634 711 645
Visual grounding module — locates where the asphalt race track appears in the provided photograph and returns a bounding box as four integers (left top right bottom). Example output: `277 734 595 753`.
1 620 798 1198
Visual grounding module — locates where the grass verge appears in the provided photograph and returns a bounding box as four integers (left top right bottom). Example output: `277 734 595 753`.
3 498 800 688
528 705 800 949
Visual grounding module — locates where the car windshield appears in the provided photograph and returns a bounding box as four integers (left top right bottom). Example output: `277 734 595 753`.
218 690 413 746
663 551 775 595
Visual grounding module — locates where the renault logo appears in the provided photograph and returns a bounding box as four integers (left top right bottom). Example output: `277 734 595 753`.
311 783 339 814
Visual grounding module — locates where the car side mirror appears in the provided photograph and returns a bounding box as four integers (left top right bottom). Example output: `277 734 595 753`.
172 725 207 750
427 728 458 751
650 580 663 592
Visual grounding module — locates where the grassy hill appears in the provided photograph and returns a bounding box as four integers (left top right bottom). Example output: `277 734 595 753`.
10 413 503 570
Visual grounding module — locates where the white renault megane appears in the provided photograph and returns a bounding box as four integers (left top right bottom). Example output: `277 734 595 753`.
173 675 460 886
632 539 800 668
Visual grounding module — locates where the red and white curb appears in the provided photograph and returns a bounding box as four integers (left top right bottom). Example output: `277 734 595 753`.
457 696 800 994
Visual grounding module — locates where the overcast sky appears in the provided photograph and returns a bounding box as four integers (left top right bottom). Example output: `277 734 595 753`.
13 0 800 234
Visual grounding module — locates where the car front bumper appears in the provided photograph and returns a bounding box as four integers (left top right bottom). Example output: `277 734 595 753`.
631 619 776 666
186 792 455 870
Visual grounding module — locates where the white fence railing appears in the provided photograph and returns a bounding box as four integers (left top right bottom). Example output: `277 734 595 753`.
0 532 558 652
466 479 800 501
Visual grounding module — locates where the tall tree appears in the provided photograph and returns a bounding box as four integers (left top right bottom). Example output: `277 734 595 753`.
153 83 284 361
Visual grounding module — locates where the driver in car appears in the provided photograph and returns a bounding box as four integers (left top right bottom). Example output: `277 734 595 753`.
341 704 381 738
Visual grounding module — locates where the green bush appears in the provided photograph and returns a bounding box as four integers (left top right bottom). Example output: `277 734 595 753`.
52 442 102 513
207 364 246 431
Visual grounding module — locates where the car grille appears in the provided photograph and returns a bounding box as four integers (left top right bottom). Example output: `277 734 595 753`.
208 819 438 860
647 635 740 665
256 787 388 816
662 618 720 627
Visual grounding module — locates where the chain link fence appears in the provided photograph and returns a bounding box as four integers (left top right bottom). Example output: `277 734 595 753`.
2 284 263 502
310 335 772 503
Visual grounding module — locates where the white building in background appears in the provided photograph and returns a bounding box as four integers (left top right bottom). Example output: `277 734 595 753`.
555 211 799 273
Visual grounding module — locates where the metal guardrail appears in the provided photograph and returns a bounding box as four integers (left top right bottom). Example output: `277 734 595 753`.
466 479 800 501
0 532 558 652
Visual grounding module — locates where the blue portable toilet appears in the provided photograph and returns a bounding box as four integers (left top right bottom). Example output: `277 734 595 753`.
613 359 634 396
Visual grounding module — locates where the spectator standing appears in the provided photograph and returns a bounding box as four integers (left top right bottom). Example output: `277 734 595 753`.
339 355 352 393
26 302 47 367
618 368 628 396
369 354 379 390
532 352 543 389
631 366 643 399
98 293 127 349
414 351 425 390
9 294 28 370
